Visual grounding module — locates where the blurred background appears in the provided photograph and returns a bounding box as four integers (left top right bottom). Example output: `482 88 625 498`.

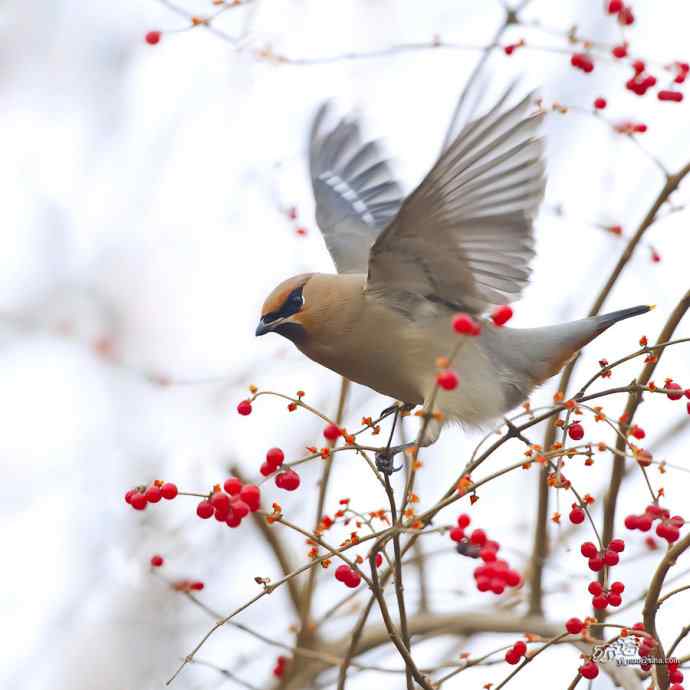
1 1 689 688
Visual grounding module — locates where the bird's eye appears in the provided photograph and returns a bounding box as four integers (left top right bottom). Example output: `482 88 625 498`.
263 286 304 324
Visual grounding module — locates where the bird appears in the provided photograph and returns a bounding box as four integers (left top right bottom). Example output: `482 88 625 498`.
255 89 650 470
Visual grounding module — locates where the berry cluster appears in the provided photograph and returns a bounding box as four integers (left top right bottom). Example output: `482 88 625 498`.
625 504 685 543
571 53 594 73
588 579 624 609
606 1 634 25
504 639 527 665
334 564 362 589
580 538 624 572
196 478 261 528
260 447 284 475
450 514 522 594
125 481 178 510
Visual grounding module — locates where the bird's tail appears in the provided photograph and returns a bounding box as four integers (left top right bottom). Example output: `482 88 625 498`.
517 304 653 383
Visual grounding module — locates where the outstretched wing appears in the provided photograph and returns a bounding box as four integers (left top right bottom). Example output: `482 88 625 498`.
309 103 403 274
366 91 546 314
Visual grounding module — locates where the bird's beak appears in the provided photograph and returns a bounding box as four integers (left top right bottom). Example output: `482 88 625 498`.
255 317 274 337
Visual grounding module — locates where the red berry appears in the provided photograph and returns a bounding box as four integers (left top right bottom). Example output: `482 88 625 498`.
568 422 584 440
476 576 491 591
211 491 230 514
491 304 513 326
670 670 684 683
610 581 625 594
637 515 652 531
618 6 634 25
592 594 608 609
470 529 487 546
150 554 164 567
480 547 497 562
457 514 471 528
237 400 252 416
490 578 505 595
505 649 521 665
505 570 521 587
569 507 585 524
260 461 274 477
612 44 628 59
512 640 527 656
145 31 161 46
588 581 603 596
566 617 584 634
344 570 361 588
579 661 599 679
437 370 459 390
223 477 242 496
630 425 645 440
580 541 598 558
275 469 300 491
607 0 623 12
603 550 619 566
449 527 464 542
452 313 481 336
335 564 351 582
124 489 136 504
196 500 214 519
226 511 242 528
624 514 639 529
588 557 604 572
323 424 341 441
375 552 383 568
190 581 204 591
240 484 261 511
594 97 607 110
231 499 250 519
666 381 684 400
609 538 625 553
131 492 148 510
607 592 622 606
266 447 284 468
145 485 162 503
160 482 178 500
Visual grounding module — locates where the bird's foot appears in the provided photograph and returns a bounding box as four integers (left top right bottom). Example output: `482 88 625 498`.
379 401 415 420
375 447 404 476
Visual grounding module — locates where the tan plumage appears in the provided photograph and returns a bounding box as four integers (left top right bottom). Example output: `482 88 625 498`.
256 90 651 453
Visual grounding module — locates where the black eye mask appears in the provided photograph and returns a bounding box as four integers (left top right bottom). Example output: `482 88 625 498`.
263 285 304 324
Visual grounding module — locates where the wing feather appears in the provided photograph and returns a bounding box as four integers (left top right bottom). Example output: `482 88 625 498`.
309 103 403 274
367 91 546 313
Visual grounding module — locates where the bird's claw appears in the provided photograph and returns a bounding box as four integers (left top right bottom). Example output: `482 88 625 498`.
379 401 415 420
375 449 403 476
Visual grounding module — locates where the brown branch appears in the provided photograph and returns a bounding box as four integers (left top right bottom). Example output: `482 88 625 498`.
297 378 350 641
643 532 690 690
231 465 301 614
597 289 690 621
527 158 690 616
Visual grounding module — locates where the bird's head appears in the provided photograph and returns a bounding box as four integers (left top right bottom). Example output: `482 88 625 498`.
256 273 315 342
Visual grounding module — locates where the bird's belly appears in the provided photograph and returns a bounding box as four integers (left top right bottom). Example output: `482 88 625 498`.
302 343 424 404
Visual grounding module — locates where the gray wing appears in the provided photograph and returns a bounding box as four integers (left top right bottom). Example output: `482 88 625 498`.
309 103 403 274
366 91 546 314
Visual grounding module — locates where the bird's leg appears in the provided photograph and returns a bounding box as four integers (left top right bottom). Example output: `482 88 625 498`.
378 400 415 421
375 404 406 476
375 410 441 475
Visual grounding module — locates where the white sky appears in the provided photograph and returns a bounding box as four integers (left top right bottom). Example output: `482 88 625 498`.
1 2 689 689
